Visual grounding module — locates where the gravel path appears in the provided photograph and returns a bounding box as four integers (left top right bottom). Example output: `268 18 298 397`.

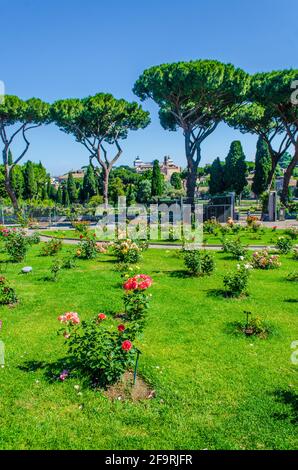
36 233 296 251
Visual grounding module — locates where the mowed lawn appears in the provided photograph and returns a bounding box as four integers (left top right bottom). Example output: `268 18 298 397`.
0 244 297 450
40 227 298 247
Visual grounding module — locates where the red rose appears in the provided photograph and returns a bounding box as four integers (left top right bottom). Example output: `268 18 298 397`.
98 313 106 320
123 278 138 290
118 324 125 332
80 234 83 239
121 340 132 351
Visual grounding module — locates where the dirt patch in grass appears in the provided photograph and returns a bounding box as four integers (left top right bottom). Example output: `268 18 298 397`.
103 371 155 402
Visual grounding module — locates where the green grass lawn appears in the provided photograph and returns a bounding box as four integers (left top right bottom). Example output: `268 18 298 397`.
0 244 297 450
40 227 298 247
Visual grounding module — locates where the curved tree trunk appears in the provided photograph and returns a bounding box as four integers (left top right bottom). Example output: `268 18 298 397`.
103 167 110 208
2 148 19 213
186 165 198 200
185 131 200 201
4 172 19 212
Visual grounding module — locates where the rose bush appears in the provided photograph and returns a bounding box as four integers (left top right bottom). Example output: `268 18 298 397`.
223 263 252 297
57 274 153 388
59 313 136 387
0 276 18 305
112 239 142 264
276 236 293 254
40 239 62 256
251 250 281 269
123 274 153 328
183 250 215 277
2 228 29 262
221 238 247 259
76 234 98 259
246 215 259 227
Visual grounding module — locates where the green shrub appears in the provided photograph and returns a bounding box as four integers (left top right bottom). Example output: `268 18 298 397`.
223 264 251 297
76 235 97 259
219 225 231 236
112 239 142 263
284 226 298 240
65 316 136 387
286 271 298 282
251 250 281 269
293 248 298 260
0 276 18 305
27 232 41 245
50 258 63 282
251 221 262 233
276 236 293 254
221 238 247 259
184 250 215 276
62 255 77 269
234 312 272 338
40 239 63 256
231 224 242 234
123 274 153 330
72 221 90 237
114 262 140 280
203 219 219 235
4 229 28 262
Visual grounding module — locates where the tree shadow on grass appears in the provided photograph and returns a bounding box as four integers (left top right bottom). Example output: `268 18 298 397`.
272 389 298 424
206 288 228 298
284 298 298 303
168 270 192 278
206 289 249 299
18 358 74 384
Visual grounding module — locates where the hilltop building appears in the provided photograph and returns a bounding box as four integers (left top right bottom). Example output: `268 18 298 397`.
133 156 181 181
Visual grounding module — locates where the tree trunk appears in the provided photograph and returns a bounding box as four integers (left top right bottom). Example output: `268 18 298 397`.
2 148 19 213
4 172 19 212
281 145 298 205
266 160 278 192
184 131 199 201
186 165 198 200
103 168 110 208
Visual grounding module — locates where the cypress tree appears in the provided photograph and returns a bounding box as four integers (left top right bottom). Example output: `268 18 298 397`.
82 165 97 202
126 184 136 206
170 172 182 190
209 157 225 195
63 186 70 206
41 184 48 200
224 141 247 195
10 166 24 199
23 160 37 199
67 172 77 203
151 160 163 197
252 137 271 197
56 186 63 204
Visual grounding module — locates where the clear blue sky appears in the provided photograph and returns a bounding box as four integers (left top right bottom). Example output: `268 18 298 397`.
1 0 297 175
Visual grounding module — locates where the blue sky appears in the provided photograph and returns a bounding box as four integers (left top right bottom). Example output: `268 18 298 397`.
1 0 297 175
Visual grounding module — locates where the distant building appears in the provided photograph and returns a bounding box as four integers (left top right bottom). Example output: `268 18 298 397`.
275 176 297 192
133 156 181 181
57 169 85 183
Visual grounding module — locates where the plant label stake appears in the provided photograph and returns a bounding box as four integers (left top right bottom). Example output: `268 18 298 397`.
133 350 141 385
245 311 252 329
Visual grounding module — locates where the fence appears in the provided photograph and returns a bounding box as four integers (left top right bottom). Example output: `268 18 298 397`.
0 194 236 227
